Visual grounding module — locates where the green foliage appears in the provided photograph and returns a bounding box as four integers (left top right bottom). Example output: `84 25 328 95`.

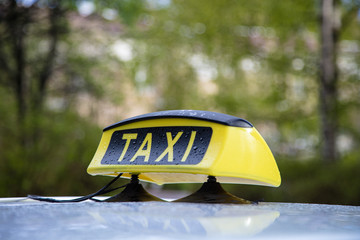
94 0 146 25
0 0 359 205
0 97 104 196
123 0 326 161
228 158 360 206
0 1 127 197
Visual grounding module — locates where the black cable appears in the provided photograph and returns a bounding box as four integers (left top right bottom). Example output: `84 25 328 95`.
94 183 130 196
27 173 125 203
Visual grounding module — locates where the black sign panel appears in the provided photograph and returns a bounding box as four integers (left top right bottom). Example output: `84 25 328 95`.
101 127 212 165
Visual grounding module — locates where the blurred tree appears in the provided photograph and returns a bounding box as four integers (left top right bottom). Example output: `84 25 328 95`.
319 0 340 163
0 0 95 196
0 0 74 144
0 0 359 204
124 0 360 163
124 0 320 159
319 0 360 163
0 0 149 197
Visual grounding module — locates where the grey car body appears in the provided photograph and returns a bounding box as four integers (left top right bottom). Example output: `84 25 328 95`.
1 198 360 240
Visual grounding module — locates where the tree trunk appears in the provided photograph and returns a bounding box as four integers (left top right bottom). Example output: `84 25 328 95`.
0 1 63 147
7 0 28 143
33 7 61 113
319 0 340 163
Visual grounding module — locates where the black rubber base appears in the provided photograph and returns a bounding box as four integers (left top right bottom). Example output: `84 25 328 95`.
174 176 251 204
105 175 165 202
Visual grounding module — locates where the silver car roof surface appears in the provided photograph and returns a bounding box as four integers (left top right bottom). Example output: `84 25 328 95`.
1 198 359 240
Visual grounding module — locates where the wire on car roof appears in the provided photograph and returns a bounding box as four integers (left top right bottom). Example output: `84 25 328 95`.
27 173 126 203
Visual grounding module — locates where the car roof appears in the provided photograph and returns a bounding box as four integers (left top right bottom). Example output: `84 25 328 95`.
1 198 360 240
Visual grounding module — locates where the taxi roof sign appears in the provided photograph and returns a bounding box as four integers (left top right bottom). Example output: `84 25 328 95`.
87 110 281 187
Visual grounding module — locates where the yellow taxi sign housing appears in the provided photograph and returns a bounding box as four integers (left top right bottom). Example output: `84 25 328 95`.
87 110 281 187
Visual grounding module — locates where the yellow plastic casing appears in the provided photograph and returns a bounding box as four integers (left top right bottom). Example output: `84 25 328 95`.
87 118 281 187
